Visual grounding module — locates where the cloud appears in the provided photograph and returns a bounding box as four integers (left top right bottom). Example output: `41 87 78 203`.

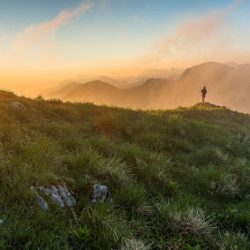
158 11 223 55
142 0 244 67
12 3 93 50
0 2 93 69
228 0 244 11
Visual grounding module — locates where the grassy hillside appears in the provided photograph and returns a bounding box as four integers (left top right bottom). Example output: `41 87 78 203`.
0 91 249 249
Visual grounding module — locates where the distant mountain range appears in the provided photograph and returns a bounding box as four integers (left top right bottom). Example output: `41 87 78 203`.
47 62 250 113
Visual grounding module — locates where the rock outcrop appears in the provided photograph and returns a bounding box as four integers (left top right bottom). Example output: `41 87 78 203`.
32 184 76 211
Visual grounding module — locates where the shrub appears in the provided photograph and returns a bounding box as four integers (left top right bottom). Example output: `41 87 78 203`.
217 204 250 233
220 231 250 249
198 166 240 199
120 238 151 250
0 207 70 249
69 225 90 248
87 135 117 157
93 112 123 138
135 132 165 151
154 201 215 247
79 204 131 249
115 182 147 211
190 146 228 167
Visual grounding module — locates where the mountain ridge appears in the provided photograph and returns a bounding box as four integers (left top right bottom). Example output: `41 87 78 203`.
46 61 250 113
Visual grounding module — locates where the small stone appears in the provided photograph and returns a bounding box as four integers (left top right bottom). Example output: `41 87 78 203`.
11 101 25 109
92 184 108 203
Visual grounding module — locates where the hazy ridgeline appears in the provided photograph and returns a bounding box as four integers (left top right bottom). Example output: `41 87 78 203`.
0 90 249 249
47 62 250 114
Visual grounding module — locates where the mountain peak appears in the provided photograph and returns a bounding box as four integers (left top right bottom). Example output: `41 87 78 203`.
83 80 115 88
180 61 233 81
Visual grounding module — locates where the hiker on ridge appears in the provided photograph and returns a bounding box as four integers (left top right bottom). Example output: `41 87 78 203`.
201 86 207 103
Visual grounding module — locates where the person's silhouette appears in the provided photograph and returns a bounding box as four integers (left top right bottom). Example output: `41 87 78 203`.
201 86 207 103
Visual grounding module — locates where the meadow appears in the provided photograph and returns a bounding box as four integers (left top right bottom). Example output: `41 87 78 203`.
0 90 249 249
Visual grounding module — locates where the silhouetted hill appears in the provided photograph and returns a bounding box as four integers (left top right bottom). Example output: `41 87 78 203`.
180 62 233 81
48 82 80 99
54 79 170 108
64 80 120 105
132 78 167 91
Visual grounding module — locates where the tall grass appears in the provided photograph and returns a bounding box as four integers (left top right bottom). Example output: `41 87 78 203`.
0 93 249 248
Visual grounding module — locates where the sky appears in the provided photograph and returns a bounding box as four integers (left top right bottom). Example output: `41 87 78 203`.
0 0 250 94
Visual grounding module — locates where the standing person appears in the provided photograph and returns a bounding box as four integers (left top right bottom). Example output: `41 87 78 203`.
201 86 207 103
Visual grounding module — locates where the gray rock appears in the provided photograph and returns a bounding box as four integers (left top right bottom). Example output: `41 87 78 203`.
58 185 76 207
35 192 49 211
92 184 108 203
32 184 76 210
31 186 49 211
11 101 25 110
39 186 65 208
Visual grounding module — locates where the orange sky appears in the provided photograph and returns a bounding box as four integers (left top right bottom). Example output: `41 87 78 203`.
0 0 249 95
